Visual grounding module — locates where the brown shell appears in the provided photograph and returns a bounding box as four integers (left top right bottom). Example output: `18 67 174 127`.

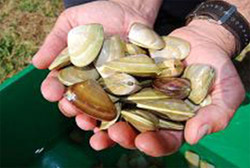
65 80 117 121
153 77 191 99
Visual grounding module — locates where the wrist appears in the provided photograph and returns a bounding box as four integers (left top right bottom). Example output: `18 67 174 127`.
176 19 236 58
110 0 162 25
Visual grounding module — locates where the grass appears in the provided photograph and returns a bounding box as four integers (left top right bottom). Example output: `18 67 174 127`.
0 0 63 83
0 0 249 86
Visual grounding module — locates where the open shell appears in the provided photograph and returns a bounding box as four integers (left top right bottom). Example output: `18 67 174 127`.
128 22 165 49
68 24 104 67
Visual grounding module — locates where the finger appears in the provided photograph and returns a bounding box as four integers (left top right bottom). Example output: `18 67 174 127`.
89 131 115 151
185 104 231 145
75 114 97 131
32 11 72 69
58 98 80 117
108 122 137 149
135 130 182 157
185 76 245 145
41 71 65 102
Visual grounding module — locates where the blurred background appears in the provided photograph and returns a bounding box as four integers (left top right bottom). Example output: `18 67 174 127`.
0 0 63 83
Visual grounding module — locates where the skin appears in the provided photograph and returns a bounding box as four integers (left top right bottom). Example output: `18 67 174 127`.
32 0 246 157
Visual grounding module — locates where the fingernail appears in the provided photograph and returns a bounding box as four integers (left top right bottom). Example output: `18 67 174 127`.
197 125 211 141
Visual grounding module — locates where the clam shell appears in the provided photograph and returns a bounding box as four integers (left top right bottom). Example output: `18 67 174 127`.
95 35 125 78
99 103 121 130
65 80 117 121
157 59 184 77
125 42 147 55
185 151 200 168
149 36 190 62
103 54 160 77
200 160 215 168
135 99 195 121
101 73 141 96
48 47 70 70
158 119 184 130
153 77 191 99
121 109 158 132
58 66 99 86
68 24 104 67
183 64 215 104
127 88 169 101
128 22 165 49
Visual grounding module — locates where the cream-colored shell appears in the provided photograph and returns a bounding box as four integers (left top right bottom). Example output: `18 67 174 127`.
68 24 104 67
150 36 190 63
95 35 125 78
103 73 141 96
58 66 99 86
183 64 215 104
128 23 165 49
103 54 160 77
127 88 169 101
48 47 70 70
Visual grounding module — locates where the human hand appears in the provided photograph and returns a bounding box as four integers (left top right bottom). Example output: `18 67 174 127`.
169 20 246 145
88 20 245 157
33 1 245 157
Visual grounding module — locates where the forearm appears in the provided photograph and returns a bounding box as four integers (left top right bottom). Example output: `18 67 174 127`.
183 0 249 58
110 0 163 24
224 0 250 22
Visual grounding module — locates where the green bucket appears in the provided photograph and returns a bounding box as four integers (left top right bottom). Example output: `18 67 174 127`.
1 65 249 167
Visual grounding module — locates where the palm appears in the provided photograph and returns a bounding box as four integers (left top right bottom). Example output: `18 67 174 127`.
169 28 245 144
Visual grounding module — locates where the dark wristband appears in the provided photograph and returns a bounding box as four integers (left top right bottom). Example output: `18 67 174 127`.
64 0 97 8
186 0 250 56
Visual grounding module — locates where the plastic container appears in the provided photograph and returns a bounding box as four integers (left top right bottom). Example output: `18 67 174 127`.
1 65 249 167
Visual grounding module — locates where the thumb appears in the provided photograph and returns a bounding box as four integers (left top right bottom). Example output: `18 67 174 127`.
184 104 233 145
32 12 72 69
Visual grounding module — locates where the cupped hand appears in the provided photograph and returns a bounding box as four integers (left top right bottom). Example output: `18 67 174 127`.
33 0 179 156
98 20 246 156
33 2 245 157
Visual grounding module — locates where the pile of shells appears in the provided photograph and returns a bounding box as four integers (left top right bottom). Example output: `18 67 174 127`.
49 23 215 132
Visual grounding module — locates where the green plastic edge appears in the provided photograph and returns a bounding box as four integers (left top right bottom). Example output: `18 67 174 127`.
0 64 35 91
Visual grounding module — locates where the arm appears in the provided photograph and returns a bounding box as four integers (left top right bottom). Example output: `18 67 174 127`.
184 0 250 58
168 0 248 146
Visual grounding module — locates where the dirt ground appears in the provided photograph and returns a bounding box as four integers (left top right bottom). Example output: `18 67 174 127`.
0 0 63 83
